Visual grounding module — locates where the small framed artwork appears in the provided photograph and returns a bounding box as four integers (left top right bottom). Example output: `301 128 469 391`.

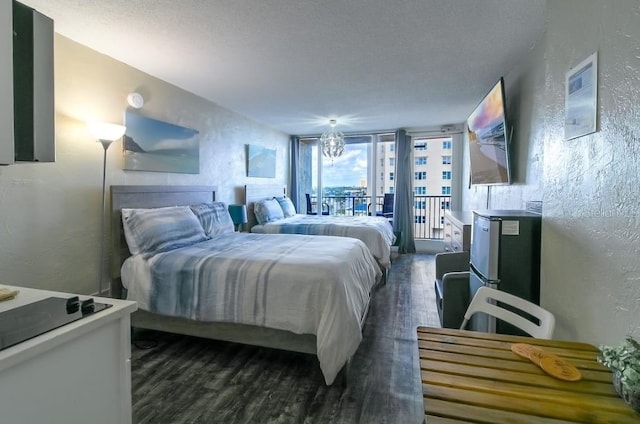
564 52 598 140
123 111 200 174
247 144 276 178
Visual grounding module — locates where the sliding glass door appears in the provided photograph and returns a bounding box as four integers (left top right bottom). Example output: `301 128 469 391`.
298 133 395 216
297 132 456 240
412 135 453 239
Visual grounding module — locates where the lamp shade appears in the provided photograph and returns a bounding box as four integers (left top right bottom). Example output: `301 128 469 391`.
228 204 248 227
87 121 126 141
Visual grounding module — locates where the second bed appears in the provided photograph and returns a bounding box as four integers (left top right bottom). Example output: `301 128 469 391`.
245 184 395 271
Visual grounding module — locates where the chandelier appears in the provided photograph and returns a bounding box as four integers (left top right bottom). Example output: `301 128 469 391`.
320 119 345 161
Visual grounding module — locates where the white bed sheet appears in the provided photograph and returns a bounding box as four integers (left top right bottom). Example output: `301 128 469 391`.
121 232 381 384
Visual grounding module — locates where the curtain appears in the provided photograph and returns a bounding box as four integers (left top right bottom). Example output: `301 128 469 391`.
393 129 416 253
289 136 300 211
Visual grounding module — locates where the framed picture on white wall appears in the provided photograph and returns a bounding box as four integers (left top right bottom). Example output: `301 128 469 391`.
564 52 598 140
247 144 276 178
123 111 200 174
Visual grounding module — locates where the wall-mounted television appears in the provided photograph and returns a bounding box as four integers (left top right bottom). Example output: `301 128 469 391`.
467 77 511 185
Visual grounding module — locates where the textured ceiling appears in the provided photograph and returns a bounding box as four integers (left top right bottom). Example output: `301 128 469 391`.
21 0 545 136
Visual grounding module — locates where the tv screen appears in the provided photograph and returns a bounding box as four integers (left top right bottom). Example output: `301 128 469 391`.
467 78 511 185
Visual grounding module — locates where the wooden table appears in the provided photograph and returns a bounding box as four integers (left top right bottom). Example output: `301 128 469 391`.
418 327 639 423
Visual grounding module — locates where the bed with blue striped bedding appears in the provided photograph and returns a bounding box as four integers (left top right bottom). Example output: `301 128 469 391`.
250 214 395 268
121 232 381 385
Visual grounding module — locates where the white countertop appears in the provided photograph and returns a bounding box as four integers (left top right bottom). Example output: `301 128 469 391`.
0 285 137 372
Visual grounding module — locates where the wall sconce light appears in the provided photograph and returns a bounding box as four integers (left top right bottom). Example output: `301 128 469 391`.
127 92 144 109
228 204 248 232
87 121 126 296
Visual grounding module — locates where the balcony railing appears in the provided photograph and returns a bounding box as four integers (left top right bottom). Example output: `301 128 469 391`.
308 195 451 240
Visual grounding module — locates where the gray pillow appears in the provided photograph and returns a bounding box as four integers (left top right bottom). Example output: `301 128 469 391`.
190 202 235 235
275 196 296 217
121 206 209 258
254 198 284 224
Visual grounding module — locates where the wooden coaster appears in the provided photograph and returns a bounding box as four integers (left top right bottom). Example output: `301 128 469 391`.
529 348 548 366
511 343 544 360
539 354 582 381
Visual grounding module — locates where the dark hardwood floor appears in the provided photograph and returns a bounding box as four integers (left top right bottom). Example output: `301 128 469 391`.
131 253 439 424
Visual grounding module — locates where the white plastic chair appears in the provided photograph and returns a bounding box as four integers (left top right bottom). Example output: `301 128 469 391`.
460 286 555 339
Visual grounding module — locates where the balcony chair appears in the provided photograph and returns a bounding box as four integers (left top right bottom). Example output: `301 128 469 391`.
379 193 394 219
434 251 471 329
460 286 556 339
368 193 394 220
305 193 329 215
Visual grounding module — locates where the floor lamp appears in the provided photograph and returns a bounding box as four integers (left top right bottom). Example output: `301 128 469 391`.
87 121 126 296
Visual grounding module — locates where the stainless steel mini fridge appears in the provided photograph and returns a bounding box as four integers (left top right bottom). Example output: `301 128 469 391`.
469 209 541 335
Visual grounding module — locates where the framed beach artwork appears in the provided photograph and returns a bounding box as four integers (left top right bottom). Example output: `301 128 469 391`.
247 144 276 178
123 111 200 174
565 52 598 140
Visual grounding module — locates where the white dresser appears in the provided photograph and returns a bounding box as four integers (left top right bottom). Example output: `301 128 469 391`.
0 286 137 424
443 210 473 252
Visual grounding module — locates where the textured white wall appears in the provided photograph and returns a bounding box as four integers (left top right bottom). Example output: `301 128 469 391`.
542 0 640 344
0 35 289 295
462 0 640 345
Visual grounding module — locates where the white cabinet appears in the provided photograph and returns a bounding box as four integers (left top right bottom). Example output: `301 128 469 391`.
0 286 137 424
1 0 56 164
443 210 473 252
0 0 14 165
13 1 55 162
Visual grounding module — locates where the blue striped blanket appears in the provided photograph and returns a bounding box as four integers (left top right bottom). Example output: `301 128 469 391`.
251 214 395 268
121 232 381 384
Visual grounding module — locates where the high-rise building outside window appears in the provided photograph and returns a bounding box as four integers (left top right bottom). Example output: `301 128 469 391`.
413 136 453 196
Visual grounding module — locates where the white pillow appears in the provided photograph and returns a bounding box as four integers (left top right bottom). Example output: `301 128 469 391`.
121 206 209 258
275 196 296 217
189 202 235 236
254 198 284 225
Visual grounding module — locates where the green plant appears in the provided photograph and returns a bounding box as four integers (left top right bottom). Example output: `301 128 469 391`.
598 336 640 396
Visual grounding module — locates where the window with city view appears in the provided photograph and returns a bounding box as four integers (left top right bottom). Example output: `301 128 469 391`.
297 134 454 240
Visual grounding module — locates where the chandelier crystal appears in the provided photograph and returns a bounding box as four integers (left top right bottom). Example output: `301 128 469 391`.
320 119 345 161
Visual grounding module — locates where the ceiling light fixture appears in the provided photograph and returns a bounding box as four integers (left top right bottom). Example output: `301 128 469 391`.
320 119 345 162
